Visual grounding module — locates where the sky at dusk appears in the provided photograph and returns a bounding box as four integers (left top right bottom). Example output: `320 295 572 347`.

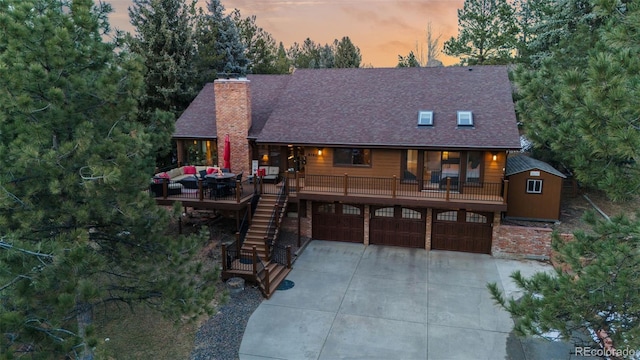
106 0 464 68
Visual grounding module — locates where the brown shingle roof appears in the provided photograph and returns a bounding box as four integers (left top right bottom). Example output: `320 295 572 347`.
174 66 520 149
257 66 520 149
174 82 216 139
174 75 290 140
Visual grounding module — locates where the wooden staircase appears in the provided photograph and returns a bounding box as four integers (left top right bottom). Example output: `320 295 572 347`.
241 194 279 260
222 192 293 299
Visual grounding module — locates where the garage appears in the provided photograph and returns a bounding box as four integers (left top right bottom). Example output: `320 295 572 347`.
312 202 364 243
370 206 426 248
431 209 493 254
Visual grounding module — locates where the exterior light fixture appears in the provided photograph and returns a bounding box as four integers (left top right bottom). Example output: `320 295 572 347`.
317 148 323 156
492 152 498 161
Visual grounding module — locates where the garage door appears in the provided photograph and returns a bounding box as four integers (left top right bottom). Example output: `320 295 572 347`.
312 202 364 243
370 206 426 248
431 209 493 254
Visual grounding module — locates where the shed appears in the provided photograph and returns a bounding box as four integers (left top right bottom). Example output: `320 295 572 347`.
505 154 566 221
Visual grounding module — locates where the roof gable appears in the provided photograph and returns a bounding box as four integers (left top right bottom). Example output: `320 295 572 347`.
506 154 567 178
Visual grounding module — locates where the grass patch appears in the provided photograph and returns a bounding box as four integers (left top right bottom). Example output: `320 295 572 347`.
93 302 199 359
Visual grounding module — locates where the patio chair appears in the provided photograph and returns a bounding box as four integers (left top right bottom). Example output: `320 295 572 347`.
232 172 243 194
207 177 229 200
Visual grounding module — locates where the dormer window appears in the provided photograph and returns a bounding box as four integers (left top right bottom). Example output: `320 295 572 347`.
457 111 473 126
418 111 433 126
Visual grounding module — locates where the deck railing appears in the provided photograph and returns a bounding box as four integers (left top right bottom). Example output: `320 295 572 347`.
297 174 508 204
148 178 250 203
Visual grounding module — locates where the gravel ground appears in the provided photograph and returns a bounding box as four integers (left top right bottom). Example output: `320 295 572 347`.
190 286 264 360
189 229 310 360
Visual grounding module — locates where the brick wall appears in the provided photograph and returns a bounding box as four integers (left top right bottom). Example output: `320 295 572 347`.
214 79 252 177
492 224 573 260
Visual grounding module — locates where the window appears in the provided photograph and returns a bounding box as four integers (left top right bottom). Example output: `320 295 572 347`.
402 208 422 219
374 207 394 217
403 150 418 181
258 145 281 167
527 179 543 194
436 211 458 221
317 203 335 213
466 212 487 223
466 151 482 183
342 205 362 215
457 111 473 126
418 111 433 126
334 148 371 166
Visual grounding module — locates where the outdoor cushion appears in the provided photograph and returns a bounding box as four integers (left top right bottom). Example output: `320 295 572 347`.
184 165 197 175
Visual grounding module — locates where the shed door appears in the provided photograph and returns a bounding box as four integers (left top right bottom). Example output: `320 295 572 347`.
431 210 493 254
370 206 426 248
312 202 364 243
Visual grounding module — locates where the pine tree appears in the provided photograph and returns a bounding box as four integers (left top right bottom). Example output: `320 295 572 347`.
334 36 361 68
231 10 287 74
397 51 421 67
0 1 217 357
194 0 248 82
514 0 640 201
489 212 640 351
127 0 198 165
443 0 518 65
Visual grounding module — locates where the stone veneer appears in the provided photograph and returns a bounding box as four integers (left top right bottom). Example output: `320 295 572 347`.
214 78 252 177
491 224 573 260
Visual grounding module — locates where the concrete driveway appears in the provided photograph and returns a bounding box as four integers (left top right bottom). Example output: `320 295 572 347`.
239 240 569 360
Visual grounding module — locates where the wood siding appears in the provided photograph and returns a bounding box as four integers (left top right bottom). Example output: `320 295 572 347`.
306 148 401 177
506 169 563 220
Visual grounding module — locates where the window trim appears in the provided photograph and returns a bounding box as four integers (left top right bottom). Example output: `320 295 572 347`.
418 110 434 126
457 111 474 126
526 179 543 194
333 148 372 167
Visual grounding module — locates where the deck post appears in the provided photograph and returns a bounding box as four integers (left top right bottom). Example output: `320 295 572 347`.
236 232 241 255
236 181 241 203
198 179 204 201
263 236 270 261
296 171 300 193
162 178 168 199
252 246 258 275
344 174 348 196
263 266 270 296
286 245 292 269
503 179 509 204
446 177 451 201
221 244 227 272
392 175 397 198
259 176 264 195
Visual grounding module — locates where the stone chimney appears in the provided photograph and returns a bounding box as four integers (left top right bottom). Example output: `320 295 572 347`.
214 78 252 177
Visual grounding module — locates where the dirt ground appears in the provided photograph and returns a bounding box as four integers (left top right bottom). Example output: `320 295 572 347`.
503 189 640 234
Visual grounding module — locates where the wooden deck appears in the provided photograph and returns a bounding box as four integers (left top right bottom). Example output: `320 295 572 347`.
286 174 508 211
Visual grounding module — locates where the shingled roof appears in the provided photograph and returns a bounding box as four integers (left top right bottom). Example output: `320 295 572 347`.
506 154 567 178
175 66 521 149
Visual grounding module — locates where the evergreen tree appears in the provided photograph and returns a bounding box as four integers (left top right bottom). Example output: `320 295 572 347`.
127 0 198 165
514 0 640 201
0 1 217 358
194 0 248 82
334 36 361 68
489 212 640 351
273 42 293 74
231 10 287 74
397 51 421 67
443 0 518 65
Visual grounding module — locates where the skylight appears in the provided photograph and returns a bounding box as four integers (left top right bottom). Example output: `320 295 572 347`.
457 111 473 126
418 111 433 126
